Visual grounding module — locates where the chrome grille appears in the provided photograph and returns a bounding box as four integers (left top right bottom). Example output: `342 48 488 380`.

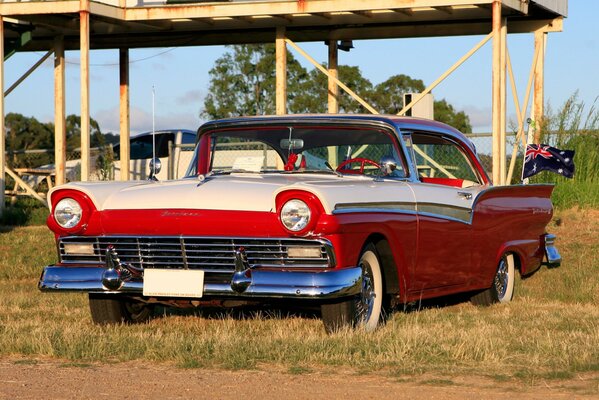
58 236 334 273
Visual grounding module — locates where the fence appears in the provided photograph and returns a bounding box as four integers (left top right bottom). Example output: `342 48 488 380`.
4 131 527 203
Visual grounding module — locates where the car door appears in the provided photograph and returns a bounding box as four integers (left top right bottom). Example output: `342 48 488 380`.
404 131 484 291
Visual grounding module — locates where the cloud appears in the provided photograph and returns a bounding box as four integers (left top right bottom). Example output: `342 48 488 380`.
94 105 202 135
461 105 492 132
175 90 204 106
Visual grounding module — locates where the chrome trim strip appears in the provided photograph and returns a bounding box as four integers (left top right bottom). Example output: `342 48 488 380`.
335 201 416 212
417 202 471 224
38 265 362 300
333 201 471 224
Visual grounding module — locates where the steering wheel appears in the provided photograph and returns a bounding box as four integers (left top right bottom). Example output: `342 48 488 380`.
336 158 381 175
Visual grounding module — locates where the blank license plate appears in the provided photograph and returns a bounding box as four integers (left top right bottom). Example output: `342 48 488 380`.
143 269 204 298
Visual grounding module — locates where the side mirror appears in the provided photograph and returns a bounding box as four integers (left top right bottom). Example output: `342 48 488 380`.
149 157 162 181
379 156 397 175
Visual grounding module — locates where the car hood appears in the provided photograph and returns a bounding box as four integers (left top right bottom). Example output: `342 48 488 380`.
49 173 414 215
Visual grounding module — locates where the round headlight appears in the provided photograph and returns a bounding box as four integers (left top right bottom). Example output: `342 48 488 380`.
280 199 311 232
54 198 83 229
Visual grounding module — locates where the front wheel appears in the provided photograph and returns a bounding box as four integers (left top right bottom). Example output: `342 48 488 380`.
321 244 384 333
471 254 515 306
89 294 154 325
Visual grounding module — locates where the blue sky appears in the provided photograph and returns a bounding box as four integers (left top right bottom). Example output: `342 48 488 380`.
4 1 597 134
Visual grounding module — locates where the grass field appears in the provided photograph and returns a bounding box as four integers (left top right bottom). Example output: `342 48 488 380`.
0 208 597 385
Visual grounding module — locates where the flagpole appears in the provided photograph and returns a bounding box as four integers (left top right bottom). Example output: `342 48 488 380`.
521 119 532 184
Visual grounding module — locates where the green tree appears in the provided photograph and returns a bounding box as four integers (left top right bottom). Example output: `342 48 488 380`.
433 99 472 133
203 44 472 132
65 114 105 150
293 65 374 114
5 113 54 167
371 74 425 114
203 44 308 118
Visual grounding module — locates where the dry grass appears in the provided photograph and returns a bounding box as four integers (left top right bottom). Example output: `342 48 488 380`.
0 209 598 382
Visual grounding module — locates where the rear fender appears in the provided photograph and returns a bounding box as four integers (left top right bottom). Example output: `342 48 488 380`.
471 184 554 281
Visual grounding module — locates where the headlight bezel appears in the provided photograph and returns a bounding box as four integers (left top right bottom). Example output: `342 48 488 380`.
280 199 311 232
276 190 324 235
54 197 83 229
48 190 94 235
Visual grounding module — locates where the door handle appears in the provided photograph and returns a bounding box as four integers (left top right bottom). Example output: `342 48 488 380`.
458 191 472 200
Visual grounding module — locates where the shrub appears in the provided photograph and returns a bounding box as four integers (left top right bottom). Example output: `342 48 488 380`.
0 198 49 226
531 93 599 209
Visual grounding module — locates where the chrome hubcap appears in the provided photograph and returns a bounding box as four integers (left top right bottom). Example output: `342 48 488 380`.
356 262 376 324
494 258 509 300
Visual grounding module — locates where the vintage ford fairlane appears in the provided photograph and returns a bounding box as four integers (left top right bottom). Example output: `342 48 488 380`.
39 115 561 332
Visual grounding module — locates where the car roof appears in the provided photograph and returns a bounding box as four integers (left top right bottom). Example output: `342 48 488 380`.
130 129 196 139
198 114 475 152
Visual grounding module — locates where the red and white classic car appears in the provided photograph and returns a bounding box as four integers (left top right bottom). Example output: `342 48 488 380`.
39 115 561 332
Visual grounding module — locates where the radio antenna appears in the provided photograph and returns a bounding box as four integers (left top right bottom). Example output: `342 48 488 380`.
152 86 156 163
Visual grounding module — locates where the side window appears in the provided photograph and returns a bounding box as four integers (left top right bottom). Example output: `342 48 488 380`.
181 132 196 144
412 133 480 185
129 133 173 160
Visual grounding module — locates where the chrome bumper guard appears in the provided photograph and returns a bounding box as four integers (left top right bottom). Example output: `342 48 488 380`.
544 233 561 268
38 265 362 300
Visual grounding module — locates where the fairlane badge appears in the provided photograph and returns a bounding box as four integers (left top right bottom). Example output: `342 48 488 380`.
161 211 203 217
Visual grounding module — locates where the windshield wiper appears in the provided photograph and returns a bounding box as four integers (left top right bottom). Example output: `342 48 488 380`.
325 162 343 177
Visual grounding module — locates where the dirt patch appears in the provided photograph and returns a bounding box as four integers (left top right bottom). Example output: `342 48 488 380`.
1 358 597 400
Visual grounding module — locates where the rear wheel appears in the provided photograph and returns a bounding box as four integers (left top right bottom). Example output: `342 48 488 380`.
89 294 154 325
321 244 384 333
471 254 515 306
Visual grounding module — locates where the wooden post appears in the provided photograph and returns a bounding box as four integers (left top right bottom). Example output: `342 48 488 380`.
533 30 546 144
80 5 91 181
491 0 504 185
499 18 507 185
119 48 130 181
328 40 339 114
54 36 66 186
275 27 287 115
0 16 5 214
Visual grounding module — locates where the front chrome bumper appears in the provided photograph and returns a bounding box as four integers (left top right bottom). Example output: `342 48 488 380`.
38 265 363 300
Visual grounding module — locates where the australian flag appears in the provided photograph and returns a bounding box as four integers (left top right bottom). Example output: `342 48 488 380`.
522 144 575 179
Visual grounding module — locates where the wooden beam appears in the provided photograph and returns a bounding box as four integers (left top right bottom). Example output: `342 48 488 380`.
533 30 546 144
491 0 504 185
505 44 541 184
272 14 293 23
5 50 53 97
0 1 79 17
351 10 373 18
122 0 500 22
309 13 333 20
80 7 90 181
119 47 130 181
433 6 453 14
393 8 414 16
398 32 493 116
0 17 5 214
286 38 378 114
4 167 48 206
276 27 287 115
327 40 338 114
54 37 66 186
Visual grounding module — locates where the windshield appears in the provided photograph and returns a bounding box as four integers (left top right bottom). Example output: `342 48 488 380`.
185 125 407 178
